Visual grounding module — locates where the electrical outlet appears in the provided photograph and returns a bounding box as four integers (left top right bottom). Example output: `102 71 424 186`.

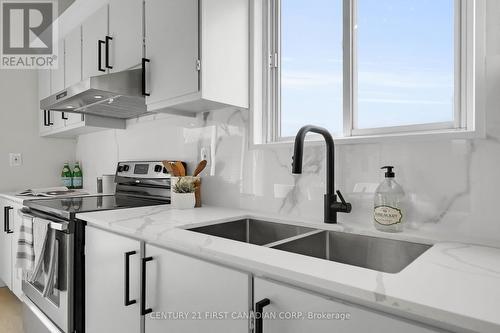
9 153 22 167
200 146 212 175
200 146 210 161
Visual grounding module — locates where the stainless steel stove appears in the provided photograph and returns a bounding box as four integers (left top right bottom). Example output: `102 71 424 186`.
21 161 177 333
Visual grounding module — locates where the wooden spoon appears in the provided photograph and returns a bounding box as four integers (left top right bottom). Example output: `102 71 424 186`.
170 163 181 177
175 161 186 176
193 160 207 177
162 161 175 175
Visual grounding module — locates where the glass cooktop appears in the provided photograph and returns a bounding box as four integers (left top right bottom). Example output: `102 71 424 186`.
24 195 169 219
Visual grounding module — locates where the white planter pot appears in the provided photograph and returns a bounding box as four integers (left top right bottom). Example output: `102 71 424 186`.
172 192 195 209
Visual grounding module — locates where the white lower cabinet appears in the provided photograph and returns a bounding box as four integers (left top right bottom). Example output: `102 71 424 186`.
144 244 251 333
85 226 141 333
0 200 23 298
0 199 13 289
253 278 443 333
83 227 445 333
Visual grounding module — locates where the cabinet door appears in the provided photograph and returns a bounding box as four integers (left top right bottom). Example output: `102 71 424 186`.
10 204 23 299
144 0 199 105
38 70 52 134
82 5 109 79
144 245 250 333
109 0 143 72
0 200 13 289
254 278 443 333
50 38 65 130
64 26 84 126
85 226 141 333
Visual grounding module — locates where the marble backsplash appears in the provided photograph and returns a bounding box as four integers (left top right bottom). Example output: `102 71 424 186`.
76 100 500 248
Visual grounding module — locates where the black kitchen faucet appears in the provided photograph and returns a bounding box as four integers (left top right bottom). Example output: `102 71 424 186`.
292 125 352 224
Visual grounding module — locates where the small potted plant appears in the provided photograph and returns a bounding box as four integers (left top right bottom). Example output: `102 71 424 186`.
172 177 196 209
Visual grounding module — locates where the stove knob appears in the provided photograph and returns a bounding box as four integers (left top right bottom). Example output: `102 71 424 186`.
117 165 124 172
163 167 168 174
154 164 163 173
123 165 130 172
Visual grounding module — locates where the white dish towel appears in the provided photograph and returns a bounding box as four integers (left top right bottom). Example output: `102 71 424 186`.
16 215 36 274
28 217 50 282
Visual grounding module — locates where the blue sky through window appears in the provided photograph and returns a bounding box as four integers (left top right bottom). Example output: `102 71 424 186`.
280 0 454 136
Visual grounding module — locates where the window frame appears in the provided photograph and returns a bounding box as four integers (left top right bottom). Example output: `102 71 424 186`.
253 0 485 146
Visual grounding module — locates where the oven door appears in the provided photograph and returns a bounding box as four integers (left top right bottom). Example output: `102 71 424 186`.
21 210 73 333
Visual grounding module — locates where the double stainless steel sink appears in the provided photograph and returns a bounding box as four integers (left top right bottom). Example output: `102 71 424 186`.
188 219 432 273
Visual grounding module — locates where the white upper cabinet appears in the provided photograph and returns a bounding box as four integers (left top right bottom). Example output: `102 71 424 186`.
51 39 65 93
50 38 66 131
82 4 109 79
108 0 144 72
38 70 52 134
64 26 82 87
144 0 249 114
64 26 84 126
144 0 199 108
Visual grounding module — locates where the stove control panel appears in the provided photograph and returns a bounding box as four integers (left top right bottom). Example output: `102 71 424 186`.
116 161 179 179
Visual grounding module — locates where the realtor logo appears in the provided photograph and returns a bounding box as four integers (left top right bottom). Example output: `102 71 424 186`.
1 0 58 69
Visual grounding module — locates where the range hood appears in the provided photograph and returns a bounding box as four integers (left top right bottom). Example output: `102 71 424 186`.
40 69 148 119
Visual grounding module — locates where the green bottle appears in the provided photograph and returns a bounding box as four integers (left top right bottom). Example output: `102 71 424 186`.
61 163 73 189
72 162 83 189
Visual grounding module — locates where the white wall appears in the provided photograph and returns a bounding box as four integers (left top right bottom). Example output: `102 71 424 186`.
76 113 198 191
0 70 75 192
76 0 500 247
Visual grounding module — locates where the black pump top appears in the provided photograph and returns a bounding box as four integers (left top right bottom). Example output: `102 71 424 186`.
381 166 395 178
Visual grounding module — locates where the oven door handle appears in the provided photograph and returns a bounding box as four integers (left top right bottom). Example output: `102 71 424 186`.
20 208 69 232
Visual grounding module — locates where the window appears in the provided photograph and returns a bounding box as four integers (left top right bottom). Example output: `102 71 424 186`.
260 0 481 143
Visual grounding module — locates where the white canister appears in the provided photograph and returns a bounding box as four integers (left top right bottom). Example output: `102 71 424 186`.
102 175 116 195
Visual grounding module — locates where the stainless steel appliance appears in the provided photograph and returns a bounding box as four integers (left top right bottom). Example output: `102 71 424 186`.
22 161 177 333
40 69 148 119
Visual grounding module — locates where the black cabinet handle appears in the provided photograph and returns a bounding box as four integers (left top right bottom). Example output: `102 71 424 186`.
98 40 105 72
43 110 52 126
62 112 68 120
105 36 113 69
124 251 137 306
141 58 150 96
255 298 271 333
141 256 153 315
4 206 13 234
48 111 54 125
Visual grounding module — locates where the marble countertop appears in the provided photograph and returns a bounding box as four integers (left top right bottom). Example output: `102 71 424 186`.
76 205 500 333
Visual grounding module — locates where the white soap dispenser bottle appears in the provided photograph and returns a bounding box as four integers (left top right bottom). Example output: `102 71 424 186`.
373 166 405 232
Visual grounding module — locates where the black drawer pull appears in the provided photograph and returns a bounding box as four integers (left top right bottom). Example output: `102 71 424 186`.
105 36 113 69
142 58 150 96
47 111 54 126
255 298 271 333
124 251 137 306
4 206 13 234
141 257 153 315
98 40 105 72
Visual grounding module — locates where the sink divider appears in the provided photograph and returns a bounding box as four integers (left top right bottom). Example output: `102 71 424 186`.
263 230 324 248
